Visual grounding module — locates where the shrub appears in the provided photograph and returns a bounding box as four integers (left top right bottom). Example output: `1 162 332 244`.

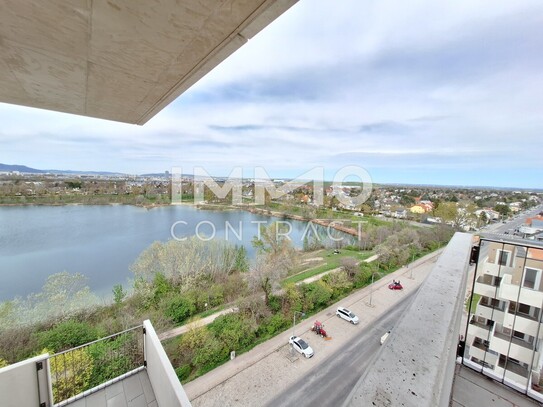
193 335 228 371
208 313 256 351
87 335 139 388
175 364 191 381
354 266 373 288
282 283 302 314
164 296 196 324
152 273 173 305
48 347 93 401
301 282 332 311
322 271 353 299
257 314 289 337
36 320 102 352
112 284 127 305
223 273 248 302
267 294 282 313
207 284 225 308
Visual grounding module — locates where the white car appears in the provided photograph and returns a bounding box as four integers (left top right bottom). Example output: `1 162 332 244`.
336 306 359 324
289 336 314 358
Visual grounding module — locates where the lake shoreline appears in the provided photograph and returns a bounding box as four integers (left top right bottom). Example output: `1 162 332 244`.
0 201 363 237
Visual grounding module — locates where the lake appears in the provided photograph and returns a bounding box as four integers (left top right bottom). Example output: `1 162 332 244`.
0 205 328 301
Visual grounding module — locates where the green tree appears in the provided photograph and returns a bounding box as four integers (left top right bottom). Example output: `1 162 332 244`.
112 284 127 306
433 202 457 224
234 246 249 273
494 204 511 217
34 272 98 322
131 238 240 292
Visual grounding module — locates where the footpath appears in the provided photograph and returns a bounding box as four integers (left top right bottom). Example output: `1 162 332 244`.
158 254 381 341
183 249 443 406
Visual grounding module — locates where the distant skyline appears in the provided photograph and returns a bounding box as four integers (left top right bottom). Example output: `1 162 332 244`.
1 0 543 189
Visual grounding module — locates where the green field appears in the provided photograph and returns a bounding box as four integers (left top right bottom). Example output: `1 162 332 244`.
283 249 373 285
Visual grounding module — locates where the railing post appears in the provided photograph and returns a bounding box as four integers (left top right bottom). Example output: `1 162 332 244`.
36 356 53 407
143 325 147 368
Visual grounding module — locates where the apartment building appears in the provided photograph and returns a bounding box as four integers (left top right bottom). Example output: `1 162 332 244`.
464 239 543 399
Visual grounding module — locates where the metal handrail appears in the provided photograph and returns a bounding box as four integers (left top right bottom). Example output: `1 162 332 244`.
46 324 142 358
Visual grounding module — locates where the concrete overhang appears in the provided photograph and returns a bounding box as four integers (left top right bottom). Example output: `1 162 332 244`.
0 0 298 125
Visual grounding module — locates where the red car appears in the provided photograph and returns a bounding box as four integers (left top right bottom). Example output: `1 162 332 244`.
388 280 403 290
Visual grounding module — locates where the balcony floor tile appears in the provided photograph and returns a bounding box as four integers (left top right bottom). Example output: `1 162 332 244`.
128 394 147 407
106 392 127 407
65 371 157 407
122 373 144 402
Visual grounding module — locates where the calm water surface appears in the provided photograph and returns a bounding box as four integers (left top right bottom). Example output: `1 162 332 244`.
0 205 316 301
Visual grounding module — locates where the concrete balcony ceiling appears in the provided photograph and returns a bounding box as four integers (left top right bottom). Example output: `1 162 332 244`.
0 0 297 124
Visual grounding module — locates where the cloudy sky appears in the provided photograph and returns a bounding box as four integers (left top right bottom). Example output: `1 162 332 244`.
1 0 542 188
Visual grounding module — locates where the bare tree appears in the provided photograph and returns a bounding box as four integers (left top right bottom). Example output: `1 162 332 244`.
247 255 287 307
131 237 239 291
341 257 359 279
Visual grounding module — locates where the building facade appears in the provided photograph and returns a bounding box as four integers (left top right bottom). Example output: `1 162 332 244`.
464 239 543 400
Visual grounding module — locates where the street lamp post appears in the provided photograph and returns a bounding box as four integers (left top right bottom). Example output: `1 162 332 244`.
293 311 305 337
408 252 416 279
368 269 382 307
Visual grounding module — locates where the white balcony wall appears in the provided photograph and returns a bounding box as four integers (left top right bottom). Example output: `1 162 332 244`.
503 370 530 390
504 313 540 337
489 335 510 358
468 345 487 362
519 288 543 308
467 324 491 341
499 275 543 307
474 281 498 298
491 335 534 365
0 354 51 407
482 262 513 277
475 305 505 324
498 275 521 303
143 320 192 407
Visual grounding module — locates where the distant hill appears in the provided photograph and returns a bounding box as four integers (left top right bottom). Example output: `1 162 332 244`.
0 163 123 176
0 163 45 173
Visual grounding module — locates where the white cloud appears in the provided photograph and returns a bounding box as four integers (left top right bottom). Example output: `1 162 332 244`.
0 0 542 187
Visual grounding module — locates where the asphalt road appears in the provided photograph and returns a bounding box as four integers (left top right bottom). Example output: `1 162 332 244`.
265 292 417 407
481 205 542 236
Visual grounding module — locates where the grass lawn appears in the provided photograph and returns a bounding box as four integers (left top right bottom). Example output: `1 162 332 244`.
283 249 373 285
466 293 481 314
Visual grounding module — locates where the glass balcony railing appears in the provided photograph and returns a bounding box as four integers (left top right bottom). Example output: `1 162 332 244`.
463 237 543 403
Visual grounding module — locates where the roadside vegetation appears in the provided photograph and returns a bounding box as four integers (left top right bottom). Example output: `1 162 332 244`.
0 217 453 389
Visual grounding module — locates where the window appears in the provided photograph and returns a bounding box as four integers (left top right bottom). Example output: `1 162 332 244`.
522 267 541 289
513 331 525 340
497 250 510 266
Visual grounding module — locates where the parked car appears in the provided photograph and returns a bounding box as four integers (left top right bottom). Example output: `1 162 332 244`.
289 336 314 358
388 280 403 290
336 306 359 324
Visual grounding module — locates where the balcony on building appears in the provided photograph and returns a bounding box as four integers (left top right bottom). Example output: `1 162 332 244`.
343 233 543 406
0 320 191 407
